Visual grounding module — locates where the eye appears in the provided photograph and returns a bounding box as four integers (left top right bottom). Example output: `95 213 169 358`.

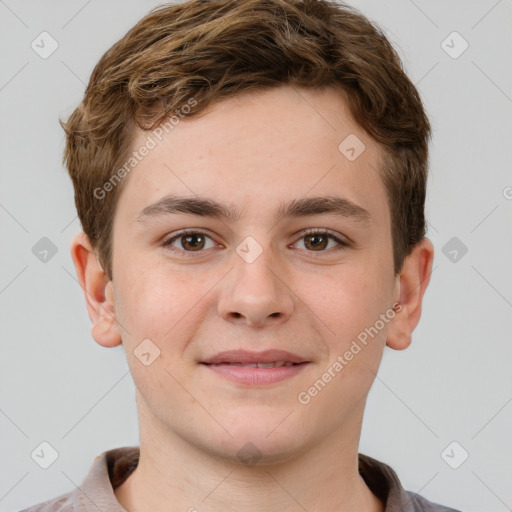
162 229 217 255
161 228 350 257
292 229 350 252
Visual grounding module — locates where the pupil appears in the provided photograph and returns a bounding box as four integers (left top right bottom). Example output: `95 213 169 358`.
183 234 204 250
307 234 327 250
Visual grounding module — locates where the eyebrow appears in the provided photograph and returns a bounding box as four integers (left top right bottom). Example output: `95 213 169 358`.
137 194 371 225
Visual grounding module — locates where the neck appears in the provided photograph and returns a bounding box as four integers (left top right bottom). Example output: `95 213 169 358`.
115 400 384 512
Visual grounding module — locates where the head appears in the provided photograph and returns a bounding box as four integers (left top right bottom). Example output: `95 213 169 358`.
67 0 434 462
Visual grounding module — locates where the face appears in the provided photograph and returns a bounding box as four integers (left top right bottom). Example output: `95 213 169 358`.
108 85 399 462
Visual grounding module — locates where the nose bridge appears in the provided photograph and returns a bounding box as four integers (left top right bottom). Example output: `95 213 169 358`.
217 234 294 327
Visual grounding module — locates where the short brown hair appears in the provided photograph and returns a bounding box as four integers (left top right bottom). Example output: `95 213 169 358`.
61 0 431 280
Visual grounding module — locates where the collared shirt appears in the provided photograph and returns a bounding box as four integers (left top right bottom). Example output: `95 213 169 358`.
20 446 462 512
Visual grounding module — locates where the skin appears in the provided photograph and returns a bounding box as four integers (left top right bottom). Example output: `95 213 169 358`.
71 85 434 512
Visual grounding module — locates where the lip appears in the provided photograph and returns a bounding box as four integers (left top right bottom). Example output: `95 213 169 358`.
200 350 310 386
202 362 309 386
201 349 308 365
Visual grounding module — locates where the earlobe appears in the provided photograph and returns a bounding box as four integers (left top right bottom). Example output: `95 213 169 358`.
386 237 434 351
70 232 122 348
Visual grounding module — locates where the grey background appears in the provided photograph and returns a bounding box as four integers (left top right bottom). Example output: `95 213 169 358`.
1 1 511 511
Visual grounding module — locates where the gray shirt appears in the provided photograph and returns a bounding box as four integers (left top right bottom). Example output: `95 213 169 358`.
20 446 462 511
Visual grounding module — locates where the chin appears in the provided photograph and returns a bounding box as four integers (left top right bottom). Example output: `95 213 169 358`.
205 419 308 467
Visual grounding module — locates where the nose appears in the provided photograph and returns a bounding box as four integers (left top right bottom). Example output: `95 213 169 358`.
217 244 295 328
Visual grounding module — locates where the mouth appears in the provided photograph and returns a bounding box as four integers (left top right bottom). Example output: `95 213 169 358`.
201 349 309 365
203 361 303 368
200 350 310 386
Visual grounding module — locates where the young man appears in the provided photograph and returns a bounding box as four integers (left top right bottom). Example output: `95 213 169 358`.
22 0 461 510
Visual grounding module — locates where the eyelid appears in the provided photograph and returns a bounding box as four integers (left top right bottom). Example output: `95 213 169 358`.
296 227 351 245
161 228 219 255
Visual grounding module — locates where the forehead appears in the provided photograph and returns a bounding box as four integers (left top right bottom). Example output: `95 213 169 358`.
116 85 389 229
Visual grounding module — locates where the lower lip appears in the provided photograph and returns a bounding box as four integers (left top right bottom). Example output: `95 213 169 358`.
201 363 309 386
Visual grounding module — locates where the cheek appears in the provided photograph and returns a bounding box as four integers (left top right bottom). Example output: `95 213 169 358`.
112 260 203 403
304 262 389 328
115 265 162 331
298 259 393 381
113 257 216 351
298 270 389 417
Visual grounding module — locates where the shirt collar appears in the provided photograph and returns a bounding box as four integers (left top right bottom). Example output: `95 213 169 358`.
69 446 417 511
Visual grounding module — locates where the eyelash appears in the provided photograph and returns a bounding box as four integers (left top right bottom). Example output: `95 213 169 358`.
161 228 351 257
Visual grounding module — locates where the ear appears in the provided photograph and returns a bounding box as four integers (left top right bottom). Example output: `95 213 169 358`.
386 237 434 351
70 232 122 348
